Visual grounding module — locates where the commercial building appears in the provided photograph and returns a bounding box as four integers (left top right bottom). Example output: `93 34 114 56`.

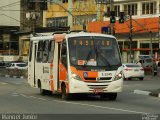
1 0 159 63
0 0 21 62
88 0 160 63
46 0 160 63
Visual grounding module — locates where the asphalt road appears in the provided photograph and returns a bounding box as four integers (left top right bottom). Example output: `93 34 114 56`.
0 76 160 120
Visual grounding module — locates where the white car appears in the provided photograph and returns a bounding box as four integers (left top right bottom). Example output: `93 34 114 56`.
122 63 145 80
6 62 28 70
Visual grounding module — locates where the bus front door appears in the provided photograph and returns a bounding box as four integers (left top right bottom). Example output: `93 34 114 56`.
53 43 60 91
28 43 37 87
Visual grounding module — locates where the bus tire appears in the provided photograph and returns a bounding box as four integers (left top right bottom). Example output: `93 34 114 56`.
38 81 48 95
108 93 117 101
100 94 108 99
139 77 144 81
47 91 52 95
61 84 70 100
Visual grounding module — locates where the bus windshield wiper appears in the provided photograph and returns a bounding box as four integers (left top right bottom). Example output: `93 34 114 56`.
96 47 111 67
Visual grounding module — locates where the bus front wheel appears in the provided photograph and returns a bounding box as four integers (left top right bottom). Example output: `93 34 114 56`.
38 81 48 95
61 84 70 100
108 93 117 100
100 93 117 101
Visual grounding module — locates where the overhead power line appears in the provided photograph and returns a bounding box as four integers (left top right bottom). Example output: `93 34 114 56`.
0 14 27 26
0 1 20 9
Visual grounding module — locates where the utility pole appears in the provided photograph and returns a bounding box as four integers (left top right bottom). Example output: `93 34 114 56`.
158 16 160 55
150 31 153 57
97 3 101 21
129 12 133 62
68 0 73 30
110 0 114 35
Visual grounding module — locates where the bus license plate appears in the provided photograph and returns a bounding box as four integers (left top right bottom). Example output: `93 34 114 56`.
93 89 104 93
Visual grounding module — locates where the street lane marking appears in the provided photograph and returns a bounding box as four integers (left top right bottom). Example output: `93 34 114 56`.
15 83 23 85
20 94 149 114
0 82 8 85
12 93 19 97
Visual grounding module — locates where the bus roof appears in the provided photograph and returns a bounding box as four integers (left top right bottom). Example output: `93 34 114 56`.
30 32 116 42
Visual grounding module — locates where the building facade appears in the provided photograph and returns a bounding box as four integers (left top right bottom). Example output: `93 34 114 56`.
0 0 21 62
45 0 97 30
88 0 160 62
0 0 20 26
45 0 160 63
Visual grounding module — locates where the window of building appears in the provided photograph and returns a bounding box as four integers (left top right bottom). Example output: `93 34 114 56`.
142 2 156 15
114 5 120 17
47 17 68 27
124 3 137 15
0 41 19 55
73 14 96 26
106 5 120 17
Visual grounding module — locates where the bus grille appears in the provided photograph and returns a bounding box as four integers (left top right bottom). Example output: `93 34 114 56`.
84 77 112 81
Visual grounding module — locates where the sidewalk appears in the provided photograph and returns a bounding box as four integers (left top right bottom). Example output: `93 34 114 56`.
149 89 160 97
134 75 160 98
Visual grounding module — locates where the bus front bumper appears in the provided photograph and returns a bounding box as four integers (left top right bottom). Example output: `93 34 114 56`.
69 79 123 94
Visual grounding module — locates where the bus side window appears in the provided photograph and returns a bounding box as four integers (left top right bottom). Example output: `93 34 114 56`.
42 40 49 63
37 41 43 62
61 41 67 67
48 40 55 63
29 41 33 62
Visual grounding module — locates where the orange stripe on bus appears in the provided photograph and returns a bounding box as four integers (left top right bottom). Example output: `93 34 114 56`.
50 80 54 91
50 75 53 79
50 63 53 67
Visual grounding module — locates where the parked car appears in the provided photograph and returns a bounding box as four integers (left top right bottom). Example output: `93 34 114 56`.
0 61 6 68
122 63 145 80
138 55 153 71
6 62 28 70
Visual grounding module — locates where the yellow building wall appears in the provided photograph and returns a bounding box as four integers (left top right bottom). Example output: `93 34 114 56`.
46 1 101 30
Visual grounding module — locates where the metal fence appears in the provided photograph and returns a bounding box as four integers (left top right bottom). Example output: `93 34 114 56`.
0 68 28 78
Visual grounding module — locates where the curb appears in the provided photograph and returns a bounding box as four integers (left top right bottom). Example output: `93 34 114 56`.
134 89 160 98
0 74 25 79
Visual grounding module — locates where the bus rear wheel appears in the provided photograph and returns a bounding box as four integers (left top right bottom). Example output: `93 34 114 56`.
61 84 70 100
39 81 48 95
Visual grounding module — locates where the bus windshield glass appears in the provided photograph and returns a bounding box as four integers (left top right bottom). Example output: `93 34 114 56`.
68 36 121 67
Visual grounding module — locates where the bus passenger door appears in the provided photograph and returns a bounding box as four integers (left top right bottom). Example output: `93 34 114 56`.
53 43 60 91
28 43 37 87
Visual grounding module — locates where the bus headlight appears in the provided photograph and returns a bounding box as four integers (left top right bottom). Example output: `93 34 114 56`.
113 71 123 81
71 72 81 81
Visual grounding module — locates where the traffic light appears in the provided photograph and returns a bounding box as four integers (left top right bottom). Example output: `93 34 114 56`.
119 12 125 23
27 0 35 10
40 0 48 10
110 11 116 23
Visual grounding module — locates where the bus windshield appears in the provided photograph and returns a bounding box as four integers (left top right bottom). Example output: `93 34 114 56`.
68 36 121 67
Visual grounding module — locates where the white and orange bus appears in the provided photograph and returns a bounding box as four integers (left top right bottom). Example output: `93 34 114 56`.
28 32 123 100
